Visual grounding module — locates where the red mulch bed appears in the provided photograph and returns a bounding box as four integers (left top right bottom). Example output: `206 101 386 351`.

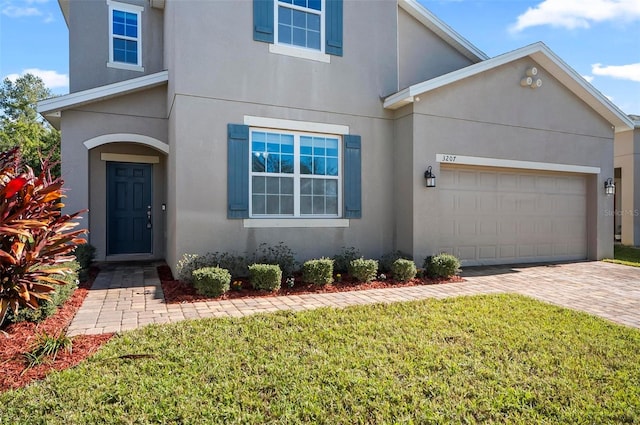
0 267 114 393
159 264 463 304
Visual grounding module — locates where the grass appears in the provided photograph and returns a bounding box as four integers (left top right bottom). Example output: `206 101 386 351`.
1 294 639 424
603 245 640 267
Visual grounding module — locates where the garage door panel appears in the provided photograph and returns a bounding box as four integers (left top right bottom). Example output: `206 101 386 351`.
438 166 587 266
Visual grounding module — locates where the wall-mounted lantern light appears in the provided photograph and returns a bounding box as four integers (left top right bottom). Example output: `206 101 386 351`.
424 166 436 188
604 178 615 196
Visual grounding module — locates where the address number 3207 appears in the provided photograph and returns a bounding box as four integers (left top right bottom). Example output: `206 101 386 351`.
441 155 457 163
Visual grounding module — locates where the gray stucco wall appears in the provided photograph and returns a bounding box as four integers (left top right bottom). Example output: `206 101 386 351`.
68 0 164 93
397 7 473 90
397 57 615 262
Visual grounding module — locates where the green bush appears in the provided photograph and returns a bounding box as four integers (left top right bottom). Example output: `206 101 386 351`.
332 246 361 273
378 250 412 273
73 243 96 270
4 261 79 325
302 258 334 285
348 258 378 282
177 251 249 283
392 258 417 282
192 267 231 297
424 254 461 278
248 264 282 291
251 242 296 278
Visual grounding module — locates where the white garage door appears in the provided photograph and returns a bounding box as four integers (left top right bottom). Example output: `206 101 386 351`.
437 166 587 266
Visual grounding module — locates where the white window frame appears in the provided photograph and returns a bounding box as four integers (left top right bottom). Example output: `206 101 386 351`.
270 0 330 63
107 0 144 72
248 129 342 219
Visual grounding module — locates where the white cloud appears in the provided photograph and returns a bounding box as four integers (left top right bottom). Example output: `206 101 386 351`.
1 5 41 17
510 0 640 32
4 69 69 89
592 63 640 82
582 75 595 83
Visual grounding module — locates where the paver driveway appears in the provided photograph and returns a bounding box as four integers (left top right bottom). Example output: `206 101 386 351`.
67 261 640 336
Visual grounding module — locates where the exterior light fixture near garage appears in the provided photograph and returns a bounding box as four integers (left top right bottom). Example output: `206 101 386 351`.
604 178 615 196
424 166 436 187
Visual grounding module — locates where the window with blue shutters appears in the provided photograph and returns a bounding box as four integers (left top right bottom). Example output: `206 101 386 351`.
228 122 360 220
254 0 343 58
107 0 144 71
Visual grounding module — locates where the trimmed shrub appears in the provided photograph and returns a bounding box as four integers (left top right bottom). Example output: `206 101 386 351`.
302 258 334 285
192 267 231 297
251 242 296 278
392 258 417 282
73 243 96 271
332 246 361 274
378 250 412 273
348 258 378 282
248 264 282 291
424 254 461 278
177 251 249 283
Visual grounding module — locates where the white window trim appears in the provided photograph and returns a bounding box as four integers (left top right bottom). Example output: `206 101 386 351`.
248 127 343 219
107 0 144 72
271 0 329 63
244 116 348 135
244 218 349 228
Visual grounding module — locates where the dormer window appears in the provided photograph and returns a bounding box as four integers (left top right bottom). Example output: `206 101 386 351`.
276 0 323 52
107 0 144 71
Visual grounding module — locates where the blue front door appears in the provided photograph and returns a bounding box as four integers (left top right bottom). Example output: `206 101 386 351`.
107 162 153 255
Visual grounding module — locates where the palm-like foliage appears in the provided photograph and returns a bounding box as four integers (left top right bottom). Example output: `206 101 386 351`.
0 148 85 326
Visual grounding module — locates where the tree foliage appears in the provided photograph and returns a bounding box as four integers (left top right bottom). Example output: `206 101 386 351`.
0 147 86 327
0 74 60 175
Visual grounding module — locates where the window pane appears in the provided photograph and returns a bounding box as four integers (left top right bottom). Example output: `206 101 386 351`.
300 155 312 174
293 0 306 7
281 195 294 215
281 177 294 194
313 138 325 156
300 195 312 214
326 138 339 156
292 9 306 28
113 22 125 36
266 177 280 194
308 13 320 31
307 31 320 50
326 158 338 176
113 48 126 63
266 195 280 214
326 180 338 196
308 0 321 11
281 155 294 173
278 24 292 45
253 176 266 194
313 179 324 195
314 157 325 175
252 153 266 172
113 10 125 23
326 196 338 215
292 27 306 47
313 196 324 214
300 178 312 195
252 195 266 215
300 137 313 155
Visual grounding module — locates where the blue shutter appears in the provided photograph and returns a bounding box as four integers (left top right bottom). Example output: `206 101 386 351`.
325 0 343 56
228 124 250 219
253 0 274 43
343 134 361 218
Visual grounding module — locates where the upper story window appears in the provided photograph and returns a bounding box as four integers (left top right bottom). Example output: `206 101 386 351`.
253 0 343 62
107 1 144 71
276 0 323 52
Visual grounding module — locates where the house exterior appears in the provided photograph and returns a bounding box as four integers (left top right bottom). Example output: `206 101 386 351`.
39 0 634 271
614 116 640 245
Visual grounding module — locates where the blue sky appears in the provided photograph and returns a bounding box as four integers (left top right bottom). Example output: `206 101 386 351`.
1 0 639 114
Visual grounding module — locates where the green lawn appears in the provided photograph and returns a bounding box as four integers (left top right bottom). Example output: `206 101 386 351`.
604 245 640 267
2 295 639 424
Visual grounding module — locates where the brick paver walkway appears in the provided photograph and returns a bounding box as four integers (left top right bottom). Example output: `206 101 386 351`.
67 261 640 336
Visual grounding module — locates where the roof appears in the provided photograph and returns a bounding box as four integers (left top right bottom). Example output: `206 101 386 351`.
383 42 634 133
38 71 169 128
398 0 488 63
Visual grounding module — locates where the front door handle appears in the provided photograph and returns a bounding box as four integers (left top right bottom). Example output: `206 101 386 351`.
147 205 152 229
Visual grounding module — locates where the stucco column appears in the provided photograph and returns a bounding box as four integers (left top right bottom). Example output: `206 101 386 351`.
60 121 90 239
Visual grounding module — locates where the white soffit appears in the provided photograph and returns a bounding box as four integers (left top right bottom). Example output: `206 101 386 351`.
37 70 169 117
384 42 634 133
398 0 488 63
436 154 601 174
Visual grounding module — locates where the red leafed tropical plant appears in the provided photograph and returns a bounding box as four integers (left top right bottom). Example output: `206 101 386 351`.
0 147 86 326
